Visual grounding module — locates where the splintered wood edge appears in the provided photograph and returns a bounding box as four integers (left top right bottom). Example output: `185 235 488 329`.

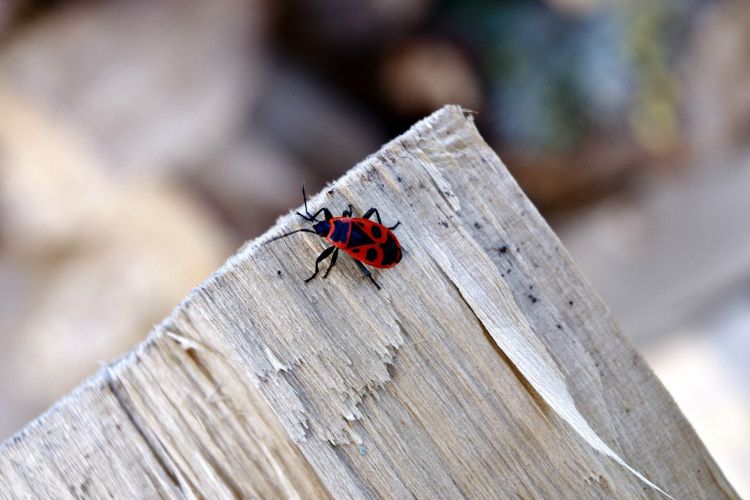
0 105 738 499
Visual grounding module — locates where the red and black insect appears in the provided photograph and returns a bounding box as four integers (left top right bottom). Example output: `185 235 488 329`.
267 185 402 289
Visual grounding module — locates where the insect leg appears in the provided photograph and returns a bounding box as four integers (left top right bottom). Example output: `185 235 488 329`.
354 260 381 290
342 204 354 217
361 207 382 224
323 248 339 279
298 184 334 221
362 208 400 230
297 207 333 222
305 246 335 283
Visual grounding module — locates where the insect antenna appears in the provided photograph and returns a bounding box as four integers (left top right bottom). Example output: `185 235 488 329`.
300 182 315 220
264 228 317 245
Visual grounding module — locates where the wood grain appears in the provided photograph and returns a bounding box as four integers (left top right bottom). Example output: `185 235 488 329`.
0 106 737 498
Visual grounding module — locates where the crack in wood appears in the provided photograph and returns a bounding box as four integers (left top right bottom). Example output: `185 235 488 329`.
103 365 187 496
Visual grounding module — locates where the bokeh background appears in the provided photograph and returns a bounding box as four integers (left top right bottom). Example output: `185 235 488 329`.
1 0 748 494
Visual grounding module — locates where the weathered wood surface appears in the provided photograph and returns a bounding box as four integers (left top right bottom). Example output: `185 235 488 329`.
0 106 737 498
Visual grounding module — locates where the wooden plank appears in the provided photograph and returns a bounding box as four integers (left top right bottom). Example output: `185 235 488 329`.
0 335 329 499
0 106 737 498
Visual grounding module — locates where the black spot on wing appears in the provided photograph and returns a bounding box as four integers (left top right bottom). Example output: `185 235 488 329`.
381 235 401 266
366 248 378 261
370 225 382 239
348 224 375 247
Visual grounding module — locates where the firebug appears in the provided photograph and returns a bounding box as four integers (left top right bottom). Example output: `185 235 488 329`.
266 185 402 289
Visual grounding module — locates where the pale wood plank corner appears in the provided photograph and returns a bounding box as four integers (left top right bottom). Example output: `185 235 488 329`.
0 105 737 499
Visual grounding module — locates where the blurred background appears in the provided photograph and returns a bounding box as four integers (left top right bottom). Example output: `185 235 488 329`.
0 0 748 494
